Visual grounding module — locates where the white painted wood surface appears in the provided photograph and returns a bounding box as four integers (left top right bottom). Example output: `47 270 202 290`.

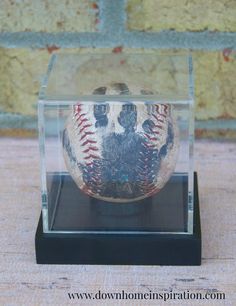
0 138 235 306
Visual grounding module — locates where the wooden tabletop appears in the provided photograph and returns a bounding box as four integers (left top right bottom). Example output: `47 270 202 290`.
0 138 235 306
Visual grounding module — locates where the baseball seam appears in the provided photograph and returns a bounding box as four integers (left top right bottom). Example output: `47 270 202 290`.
152 104 169 143
138 104 170 196
74 103 100 166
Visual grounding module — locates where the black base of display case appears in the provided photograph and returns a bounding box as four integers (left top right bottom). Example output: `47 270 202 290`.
35 173 201 265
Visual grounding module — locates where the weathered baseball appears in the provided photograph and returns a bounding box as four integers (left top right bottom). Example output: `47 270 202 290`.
62 83 179 203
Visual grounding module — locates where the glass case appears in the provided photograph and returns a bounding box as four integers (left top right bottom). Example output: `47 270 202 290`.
36 53 200 265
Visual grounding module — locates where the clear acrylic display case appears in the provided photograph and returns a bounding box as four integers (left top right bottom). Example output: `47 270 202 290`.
36 53 201 265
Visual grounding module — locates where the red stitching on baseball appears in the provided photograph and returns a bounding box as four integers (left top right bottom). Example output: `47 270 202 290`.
152 113 164 124
80 131 95 141
85 162 93 166
79 123 92 133
75 104 82 114
163 104 168 114
140 103 170 196
147 187 159 197
144 133 158 141
83 146 99 153
81 139 97 146
73 103 101 170
150 129 160 135
78 117 89 127
153 123 163 129
84 154 100 160
155 105 167 117
143 142 156 149
75 113 86 120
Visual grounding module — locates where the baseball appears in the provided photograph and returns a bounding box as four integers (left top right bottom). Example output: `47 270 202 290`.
62 83 179 203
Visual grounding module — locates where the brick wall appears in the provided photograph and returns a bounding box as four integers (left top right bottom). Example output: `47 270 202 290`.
0 0 236 137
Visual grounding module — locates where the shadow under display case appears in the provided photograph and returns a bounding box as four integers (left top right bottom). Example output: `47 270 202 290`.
35 53 201 265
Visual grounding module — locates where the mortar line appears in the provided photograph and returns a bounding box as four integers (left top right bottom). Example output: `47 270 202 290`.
0 0 236 49
0 31 235 49
99 0 126 35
